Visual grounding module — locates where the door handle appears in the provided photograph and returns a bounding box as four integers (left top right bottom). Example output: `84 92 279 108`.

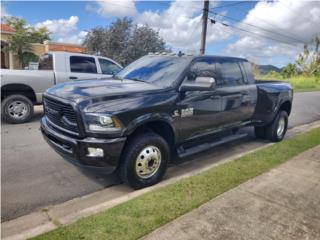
226 94 242 98
69 76 78 80
210 95 220 99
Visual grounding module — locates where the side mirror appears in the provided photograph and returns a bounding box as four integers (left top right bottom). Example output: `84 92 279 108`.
179 77 216 92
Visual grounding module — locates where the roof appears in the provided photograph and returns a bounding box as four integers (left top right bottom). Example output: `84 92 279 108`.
48 44 84 53
47 51 122 67
147 52 248 62
45 41 85 53
0 23 16 34
194 55 248 62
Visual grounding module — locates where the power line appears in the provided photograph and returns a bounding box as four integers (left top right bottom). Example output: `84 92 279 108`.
216 1 308 45
208 17 298 47
209 1 251 11
92 1 302 48
208 10 305 45
154 1 249 12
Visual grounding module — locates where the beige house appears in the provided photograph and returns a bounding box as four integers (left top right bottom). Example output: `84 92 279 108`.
1 23 85 69
1 23 16 69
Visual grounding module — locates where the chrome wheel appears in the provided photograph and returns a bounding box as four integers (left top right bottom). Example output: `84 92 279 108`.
135 146 162 179
277 116 286 137
8 101 29 120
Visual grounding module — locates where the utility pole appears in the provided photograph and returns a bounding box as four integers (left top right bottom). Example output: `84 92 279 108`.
200 0 209 55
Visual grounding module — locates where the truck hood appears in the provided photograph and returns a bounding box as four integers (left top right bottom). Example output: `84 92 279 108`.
46 79 162 103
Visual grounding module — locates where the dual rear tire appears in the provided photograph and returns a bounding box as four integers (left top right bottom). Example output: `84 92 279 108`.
121 111 289 189
255 110 288 142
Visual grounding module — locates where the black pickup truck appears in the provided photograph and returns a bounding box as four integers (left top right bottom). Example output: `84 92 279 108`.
41 54 293 189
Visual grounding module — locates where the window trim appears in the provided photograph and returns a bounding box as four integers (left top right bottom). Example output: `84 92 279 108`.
238 62 249 84
241 61 255 84
69 56 98 74
182 57 218 89
215 60 245 87
98 58 122 75
38 53 54 71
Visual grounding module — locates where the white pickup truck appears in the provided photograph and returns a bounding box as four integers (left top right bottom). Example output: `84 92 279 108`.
1 51 122 123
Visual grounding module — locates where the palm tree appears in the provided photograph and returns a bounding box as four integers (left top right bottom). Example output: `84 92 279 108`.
3 16 50 68
6 29 32 68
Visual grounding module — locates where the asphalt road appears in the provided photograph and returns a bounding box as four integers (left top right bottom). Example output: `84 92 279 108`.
1 91 320 222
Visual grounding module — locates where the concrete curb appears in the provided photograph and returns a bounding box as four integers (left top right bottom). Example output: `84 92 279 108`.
2 120 320 240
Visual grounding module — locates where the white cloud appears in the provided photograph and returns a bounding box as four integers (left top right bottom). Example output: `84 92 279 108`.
35 16 78 38
86 0 136 17
135 0 231 53
35 16 87 44
242 0 320 44
226 36 300 65
224 0 320 66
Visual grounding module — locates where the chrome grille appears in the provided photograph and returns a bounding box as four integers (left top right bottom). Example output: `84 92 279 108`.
44 97 79 134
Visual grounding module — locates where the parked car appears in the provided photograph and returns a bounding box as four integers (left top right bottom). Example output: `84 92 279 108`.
1 51 122 123
41 54 293 189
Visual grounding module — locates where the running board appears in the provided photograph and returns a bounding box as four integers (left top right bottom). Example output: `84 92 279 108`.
177 133 248 158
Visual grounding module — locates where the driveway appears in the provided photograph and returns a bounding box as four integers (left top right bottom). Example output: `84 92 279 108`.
1 91 320 221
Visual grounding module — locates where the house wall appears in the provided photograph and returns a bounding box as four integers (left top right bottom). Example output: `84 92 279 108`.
1 31 85 69
30 43 46 56
1 32 19 69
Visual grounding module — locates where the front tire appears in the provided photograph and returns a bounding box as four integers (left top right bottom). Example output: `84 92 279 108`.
120 132 170 189
1 95 34 124
265 111 288 142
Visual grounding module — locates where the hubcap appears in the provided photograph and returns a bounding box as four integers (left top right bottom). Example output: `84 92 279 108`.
135 146 162 179
8 101 28 120
277 117 286 137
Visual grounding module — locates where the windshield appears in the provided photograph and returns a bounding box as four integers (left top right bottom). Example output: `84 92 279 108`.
116 56 191 88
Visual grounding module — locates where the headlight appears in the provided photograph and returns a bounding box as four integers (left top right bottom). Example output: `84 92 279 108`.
83 113 122 133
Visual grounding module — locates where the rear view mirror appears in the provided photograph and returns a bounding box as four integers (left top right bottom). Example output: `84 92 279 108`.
180 77 216 92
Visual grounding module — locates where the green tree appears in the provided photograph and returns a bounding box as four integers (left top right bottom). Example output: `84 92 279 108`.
281 63 297 78
29 26 51 43
4 16 27 31
22 52 39 67
125 25 166 64
296 36 320 76
84 18 168 66
3 16 51 68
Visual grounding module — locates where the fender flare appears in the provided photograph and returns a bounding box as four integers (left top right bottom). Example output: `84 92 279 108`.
124 113 177 141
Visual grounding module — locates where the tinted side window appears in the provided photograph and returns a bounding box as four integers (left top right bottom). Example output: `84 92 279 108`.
70 56 97 73
242 62 255 83
187 59 216 81
98 58 121 75
38 54 53 70
216 61 244 86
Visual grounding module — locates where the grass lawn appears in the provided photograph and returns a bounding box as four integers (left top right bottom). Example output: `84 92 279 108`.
33 127 320 240
256 75 320 92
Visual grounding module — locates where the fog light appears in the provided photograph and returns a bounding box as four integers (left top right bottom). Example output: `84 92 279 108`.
87 147 104 157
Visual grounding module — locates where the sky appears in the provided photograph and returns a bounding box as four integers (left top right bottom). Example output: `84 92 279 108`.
1 0 320 67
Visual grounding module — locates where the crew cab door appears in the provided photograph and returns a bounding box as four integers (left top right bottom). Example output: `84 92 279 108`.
214 59 257 127
67 55 101 81
176 57 223 141
176 58 256 142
